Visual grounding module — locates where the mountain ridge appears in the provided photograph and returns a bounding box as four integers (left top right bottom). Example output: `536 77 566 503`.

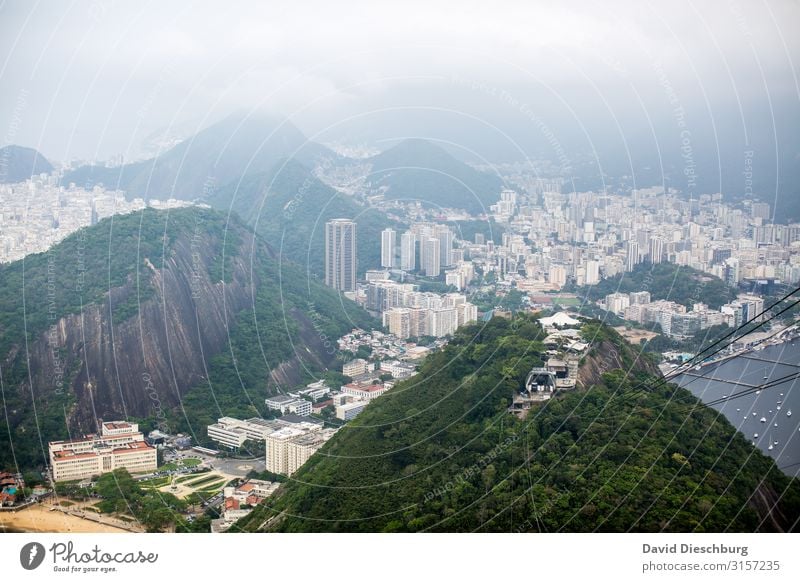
0 145 54 183
365 138 504 212
61 114 332 201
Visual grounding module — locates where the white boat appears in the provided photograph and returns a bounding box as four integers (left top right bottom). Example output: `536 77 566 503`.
756 390 761 395
754 433 759 438
768 442 774 450
787 410 792 417
764 375 769 379
736 408 741 412
777 406 782 411
752 412 757 416
760 417 767 423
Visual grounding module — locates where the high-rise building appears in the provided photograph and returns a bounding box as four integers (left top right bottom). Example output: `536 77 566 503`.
400 232 416 271
585 260 600 285
435 225 454 267
381 228 396 269
649 236 664 264
751 202 771 221
423 237 441 277
325 219 357 292
549 265 567 288
625 240 639 272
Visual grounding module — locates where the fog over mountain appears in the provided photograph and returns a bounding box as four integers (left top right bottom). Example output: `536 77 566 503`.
1 2 797 195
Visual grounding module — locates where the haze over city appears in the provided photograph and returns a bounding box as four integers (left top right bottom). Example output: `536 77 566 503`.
1 1 800 577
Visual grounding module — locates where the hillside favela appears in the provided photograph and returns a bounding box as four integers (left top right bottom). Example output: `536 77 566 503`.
1 3 799 579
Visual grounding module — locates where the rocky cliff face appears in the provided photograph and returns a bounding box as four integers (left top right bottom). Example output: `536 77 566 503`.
22 229 258 431
577 338 661 389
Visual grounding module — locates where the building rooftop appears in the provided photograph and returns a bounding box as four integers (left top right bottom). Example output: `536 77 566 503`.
277 414 323 426
265 394 295 404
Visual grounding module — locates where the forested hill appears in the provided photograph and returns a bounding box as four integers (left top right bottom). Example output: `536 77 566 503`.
0 206 376 472
209 159 397 277
574 263 738 310
0 145 53 182
366 139 503 213
61 113 330 200
235 315 800 532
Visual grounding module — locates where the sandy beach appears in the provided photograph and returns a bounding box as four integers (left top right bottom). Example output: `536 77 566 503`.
0 504 130 533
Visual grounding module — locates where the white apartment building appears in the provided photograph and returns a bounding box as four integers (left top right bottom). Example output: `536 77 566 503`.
265 427 306 474
286 429 336 476
335 401 368 421
265 425 334 476
49 421 157 482
381 228 396 268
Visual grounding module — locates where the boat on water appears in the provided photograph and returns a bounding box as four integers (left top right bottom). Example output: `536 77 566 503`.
760 417 767 423
788 410 793 417
754 433 759 438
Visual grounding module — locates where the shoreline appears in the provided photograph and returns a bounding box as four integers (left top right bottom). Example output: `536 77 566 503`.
0 504 131 534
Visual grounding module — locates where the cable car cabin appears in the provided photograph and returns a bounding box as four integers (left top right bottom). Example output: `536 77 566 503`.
525 368 556 394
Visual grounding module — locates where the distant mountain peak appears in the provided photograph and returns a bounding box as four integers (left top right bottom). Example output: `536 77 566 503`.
367 138 503 212
0 145 54 183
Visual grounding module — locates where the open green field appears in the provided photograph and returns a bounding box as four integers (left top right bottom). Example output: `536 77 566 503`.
176 471 209 484
550 296 581 306
158 457 203 472
185 475 223 488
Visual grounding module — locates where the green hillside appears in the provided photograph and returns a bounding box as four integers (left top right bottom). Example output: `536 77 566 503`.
235 314 800 532
368 139 503 213
210 159 397 277
0 145 53 182
62 113 330 200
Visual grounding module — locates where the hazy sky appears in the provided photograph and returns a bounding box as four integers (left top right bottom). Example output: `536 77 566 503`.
1 0 798 169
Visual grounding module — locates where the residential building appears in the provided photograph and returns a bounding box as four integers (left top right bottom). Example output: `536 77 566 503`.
325 218 357 292
400 232 416 271
343 358 371 377
381 228 396 268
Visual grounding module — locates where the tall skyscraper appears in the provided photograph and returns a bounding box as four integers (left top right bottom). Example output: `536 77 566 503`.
625 240 639 272
435 225 454 267
325 219 357 292
648 236 664 264
381 228 396 269
400 232 416 271
423 237 441 277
